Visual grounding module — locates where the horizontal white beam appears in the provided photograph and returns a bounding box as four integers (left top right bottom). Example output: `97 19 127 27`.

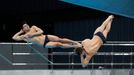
1 41 134 47
13 52 134 55
1 41 134 45
0 43 32 45
104 43 134 46
12 63 133 66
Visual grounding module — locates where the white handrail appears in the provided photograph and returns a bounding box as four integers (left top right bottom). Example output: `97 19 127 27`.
12 63 133 66
1 41 134 45
12 52 134 55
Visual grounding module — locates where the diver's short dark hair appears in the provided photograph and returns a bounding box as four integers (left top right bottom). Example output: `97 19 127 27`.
74 47 84 55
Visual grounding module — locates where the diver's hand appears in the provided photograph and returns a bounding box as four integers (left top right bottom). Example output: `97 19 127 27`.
82 60 88 68
21 35 29 39
19 29 24 33
23 33 34 38
21 33 33 39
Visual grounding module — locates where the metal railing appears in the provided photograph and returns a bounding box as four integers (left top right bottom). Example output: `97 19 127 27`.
0 41 134 69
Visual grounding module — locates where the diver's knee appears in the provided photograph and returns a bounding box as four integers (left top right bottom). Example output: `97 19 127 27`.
55 42 62 46
56 37 62 42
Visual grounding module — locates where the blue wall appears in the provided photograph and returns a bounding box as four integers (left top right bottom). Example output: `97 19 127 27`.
61 0 134 19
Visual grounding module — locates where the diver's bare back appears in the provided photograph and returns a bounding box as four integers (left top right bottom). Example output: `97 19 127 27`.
25 26 45 45
82 36 103 55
